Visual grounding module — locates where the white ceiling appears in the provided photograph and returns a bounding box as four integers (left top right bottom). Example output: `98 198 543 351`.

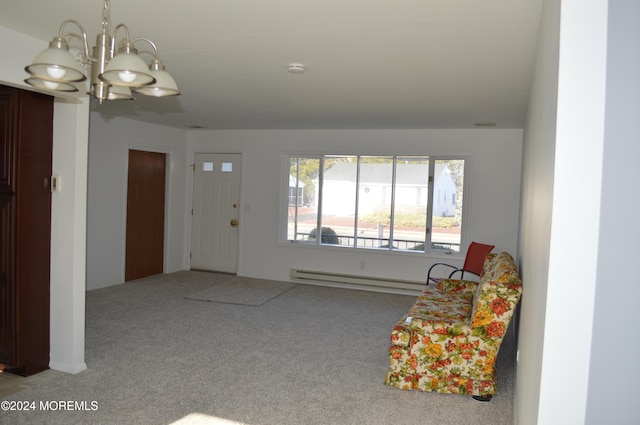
1 0 543 130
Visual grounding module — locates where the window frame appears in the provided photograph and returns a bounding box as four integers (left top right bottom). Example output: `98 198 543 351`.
280 153 469 256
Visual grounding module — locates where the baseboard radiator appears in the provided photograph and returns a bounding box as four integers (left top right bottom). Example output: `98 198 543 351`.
289 269 423 293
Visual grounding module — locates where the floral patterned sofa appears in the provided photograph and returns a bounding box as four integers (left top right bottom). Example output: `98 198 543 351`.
384 252 522 401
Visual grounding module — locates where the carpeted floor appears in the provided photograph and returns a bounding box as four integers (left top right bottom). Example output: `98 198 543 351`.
0 271 516 425
184 275 297 306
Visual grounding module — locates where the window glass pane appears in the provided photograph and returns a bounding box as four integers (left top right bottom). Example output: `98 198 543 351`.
320 156 357 246
221 162 232 172
357 156 393 249
287 157 320 242
203 161 213 172
393 157 429 251
431 159 464 252
284 155 465 255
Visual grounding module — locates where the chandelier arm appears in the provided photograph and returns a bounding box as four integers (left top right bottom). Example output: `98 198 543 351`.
56 19 91 62
110 23 132 55
60 32 95 65
130 38 160 59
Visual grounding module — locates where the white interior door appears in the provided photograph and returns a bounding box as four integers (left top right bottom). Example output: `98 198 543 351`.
190 153 241 273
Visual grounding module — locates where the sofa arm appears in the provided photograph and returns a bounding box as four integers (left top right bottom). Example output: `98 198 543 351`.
390 317 413 348
437 278 479 296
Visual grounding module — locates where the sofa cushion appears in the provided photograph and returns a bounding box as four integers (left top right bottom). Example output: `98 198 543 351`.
437 278 479 297
470 252 522 332
479 252 519 284
390 286 474 348
408 287 474 322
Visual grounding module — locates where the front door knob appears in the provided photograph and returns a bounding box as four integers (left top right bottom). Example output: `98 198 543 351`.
230 218 239 228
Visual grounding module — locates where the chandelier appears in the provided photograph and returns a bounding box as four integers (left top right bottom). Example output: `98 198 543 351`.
24 0 180 103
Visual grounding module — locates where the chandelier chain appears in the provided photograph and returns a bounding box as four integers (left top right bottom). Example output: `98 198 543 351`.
101 0 111 31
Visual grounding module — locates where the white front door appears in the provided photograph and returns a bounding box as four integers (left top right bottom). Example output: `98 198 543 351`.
190 153 242 273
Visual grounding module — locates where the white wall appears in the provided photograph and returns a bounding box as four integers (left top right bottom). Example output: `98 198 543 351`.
539 0 606 421
49 97 90 374
518 0 611 423
0 26 88 374
87 115 189 290
586 1 640 424
516 0 559 421
187 129 522 286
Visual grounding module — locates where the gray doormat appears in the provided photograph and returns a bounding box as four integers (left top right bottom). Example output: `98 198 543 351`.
185 277 297 306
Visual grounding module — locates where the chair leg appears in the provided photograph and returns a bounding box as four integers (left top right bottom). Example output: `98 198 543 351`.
472 395 493 402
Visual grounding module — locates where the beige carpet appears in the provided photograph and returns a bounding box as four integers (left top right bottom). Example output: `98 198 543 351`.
185 276 297 306
0 271 516 425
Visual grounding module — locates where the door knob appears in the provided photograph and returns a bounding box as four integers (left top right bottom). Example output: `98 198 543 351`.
230 218 239 228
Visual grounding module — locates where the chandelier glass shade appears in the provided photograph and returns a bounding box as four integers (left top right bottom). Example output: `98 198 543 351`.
23 0 180 103
24 38 86 85
24 76 80 93
133 58 181 97
107 84 134 101
99 49 155 87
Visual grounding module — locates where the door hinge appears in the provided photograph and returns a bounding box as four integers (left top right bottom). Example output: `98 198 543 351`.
190 252 192 258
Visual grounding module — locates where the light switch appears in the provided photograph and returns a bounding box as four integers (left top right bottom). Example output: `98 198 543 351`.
51 175 61 192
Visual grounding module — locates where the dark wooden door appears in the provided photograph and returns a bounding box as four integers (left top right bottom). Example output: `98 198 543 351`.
0 87 16 366
125 150 166 281
0 85 53 375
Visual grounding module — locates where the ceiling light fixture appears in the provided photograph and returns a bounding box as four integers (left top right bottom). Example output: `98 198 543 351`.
24 0 180 103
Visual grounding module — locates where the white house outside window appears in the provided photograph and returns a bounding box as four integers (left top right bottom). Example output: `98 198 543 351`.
288 175 304 206
285 155 465 253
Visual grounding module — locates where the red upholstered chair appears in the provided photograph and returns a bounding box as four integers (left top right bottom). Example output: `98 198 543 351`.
427 242 495 285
